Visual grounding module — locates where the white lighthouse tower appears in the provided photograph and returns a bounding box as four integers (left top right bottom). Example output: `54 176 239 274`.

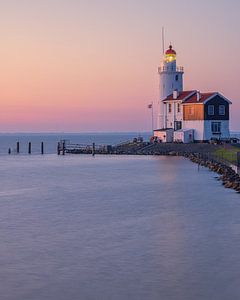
157 45 184 129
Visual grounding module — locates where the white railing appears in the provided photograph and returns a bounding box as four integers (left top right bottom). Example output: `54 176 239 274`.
158 66 184 73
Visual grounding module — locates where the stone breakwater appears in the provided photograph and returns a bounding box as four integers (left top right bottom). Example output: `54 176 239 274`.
184 153 240 193
112 142 220 156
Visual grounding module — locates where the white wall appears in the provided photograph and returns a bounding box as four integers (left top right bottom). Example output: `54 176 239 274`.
158 59 184 129
183 120 204 141
183 120 230 141
154 129 174 142
165 101 183 129
174 129 194 143
203 120 230 140
159 72 183 101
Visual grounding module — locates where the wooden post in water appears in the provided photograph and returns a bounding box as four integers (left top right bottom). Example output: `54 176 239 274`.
62 141 65 155
57 142 60 155
28 142 32 154
41 142 44 155
17 142 20 154
8 148 11 155
92 143 95 156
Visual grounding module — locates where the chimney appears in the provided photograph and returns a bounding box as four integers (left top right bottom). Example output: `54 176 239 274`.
173 89 178 99
197 91 201 102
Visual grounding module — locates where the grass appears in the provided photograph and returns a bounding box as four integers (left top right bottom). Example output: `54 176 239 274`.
215 145 239 164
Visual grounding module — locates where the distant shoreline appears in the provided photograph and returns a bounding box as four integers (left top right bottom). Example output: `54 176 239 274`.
0 131 239 135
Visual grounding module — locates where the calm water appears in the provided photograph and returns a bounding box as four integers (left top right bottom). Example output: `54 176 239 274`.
0 154 239 300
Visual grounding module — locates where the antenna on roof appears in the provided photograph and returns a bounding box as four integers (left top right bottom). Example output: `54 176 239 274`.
162 27 165 55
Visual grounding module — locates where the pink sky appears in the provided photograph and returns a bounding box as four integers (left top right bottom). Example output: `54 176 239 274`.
0 0 239 132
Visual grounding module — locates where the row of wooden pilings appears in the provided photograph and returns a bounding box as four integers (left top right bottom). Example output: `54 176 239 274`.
8 142 45 155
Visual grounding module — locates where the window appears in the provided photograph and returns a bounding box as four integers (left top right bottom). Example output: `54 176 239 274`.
219 105 225 115
174 121 182 130
208 105 214 115
189 106 194 115
177 103 181 113
168 103 172 113
175 74 179 81
211 122 221 134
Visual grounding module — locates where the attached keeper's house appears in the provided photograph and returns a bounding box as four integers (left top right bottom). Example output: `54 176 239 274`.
154 45 232 143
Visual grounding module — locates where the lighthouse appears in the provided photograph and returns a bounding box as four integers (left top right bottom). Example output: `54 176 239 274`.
157 45 184 129
154 44 231 143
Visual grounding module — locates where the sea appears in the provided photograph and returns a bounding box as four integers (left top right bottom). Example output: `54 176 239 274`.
0 133 240 300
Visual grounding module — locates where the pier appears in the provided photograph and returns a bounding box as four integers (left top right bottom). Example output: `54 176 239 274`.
57 137 150 156
57 138 223 156
57 140 114 155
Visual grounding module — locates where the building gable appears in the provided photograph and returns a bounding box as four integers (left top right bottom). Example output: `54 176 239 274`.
204 95 230 120
202 93 232 105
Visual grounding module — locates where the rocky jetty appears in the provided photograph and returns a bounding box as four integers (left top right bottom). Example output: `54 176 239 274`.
112 141 220 156
184 152 240 193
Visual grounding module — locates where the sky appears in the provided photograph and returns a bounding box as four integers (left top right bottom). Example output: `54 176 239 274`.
0 0 239 132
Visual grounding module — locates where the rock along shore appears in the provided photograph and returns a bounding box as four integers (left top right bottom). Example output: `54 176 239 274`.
185 152 240 193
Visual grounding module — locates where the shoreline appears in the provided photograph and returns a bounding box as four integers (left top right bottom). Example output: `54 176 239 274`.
62 141 240 193
184 152 240 193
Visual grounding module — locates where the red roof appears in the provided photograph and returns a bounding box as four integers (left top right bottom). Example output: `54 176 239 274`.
163 90 231 104
183 92 216 103
165 45 176 55
163 91 195 102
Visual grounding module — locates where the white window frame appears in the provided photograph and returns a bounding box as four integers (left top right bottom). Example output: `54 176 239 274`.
208 105 214 115
219 105 225 115
211 122 221 134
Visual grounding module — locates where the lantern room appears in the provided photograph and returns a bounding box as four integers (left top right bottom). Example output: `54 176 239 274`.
164 45 177 63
